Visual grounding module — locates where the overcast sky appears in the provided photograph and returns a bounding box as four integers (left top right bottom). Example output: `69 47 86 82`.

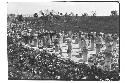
7 2 119 16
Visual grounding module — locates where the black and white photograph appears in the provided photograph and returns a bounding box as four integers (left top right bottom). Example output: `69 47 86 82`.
7 1 120 81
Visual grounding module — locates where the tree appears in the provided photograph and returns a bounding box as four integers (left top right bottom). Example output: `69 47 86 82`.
69 12 74 16
7 14 16 22
60 13 63 16
91 11 96 16
111 10 118 16
8 14 15 17
39 10 44 16
33 13 38 18
76 14 78 17
17 14 23 21
82 13 88 17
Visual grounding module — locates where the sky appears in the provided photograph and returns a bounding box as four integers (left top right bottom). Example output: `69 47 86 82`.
7 2 119 16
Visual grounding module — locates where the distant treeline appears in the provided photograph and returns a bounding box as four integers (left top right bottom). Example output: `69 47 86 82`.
8 15 120 34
